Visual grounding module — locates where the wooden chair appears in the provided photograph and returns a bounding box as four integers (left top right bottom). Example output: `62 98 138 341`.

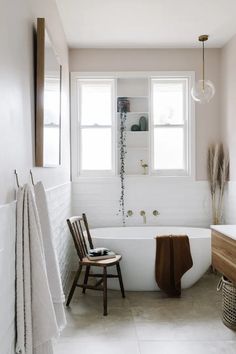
66 213 125 315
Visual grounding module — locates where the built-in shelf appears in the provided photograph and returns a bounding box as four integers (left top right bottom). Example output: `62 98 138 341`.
126 131 148 141
117 95 148 98
127 147 149 150
126 131 149 134
117 147 148 150
118 131 149 148
127 175 149 177
117 112 148 114
117 76 150 176
117 95 148 113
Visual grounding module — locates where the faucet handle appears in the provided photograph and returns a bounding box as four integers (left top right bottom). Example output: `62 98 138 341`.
153 210 160 216
127 210 133 217
140 210 147 224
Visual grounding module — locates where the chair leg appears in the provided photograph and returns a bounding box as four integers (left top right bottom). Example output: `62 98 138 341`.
103 267 108 316
116 263 125 298
66 265 82 307
82 266 90 294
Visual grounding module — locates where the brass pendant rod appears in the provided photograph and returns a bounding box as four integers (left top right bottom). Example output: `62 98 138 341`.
198 35 208 92
202 40 205 91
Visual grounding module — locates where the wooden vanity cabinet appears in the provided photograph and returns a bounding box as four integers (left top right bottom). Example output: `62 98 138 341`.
212 230 236 284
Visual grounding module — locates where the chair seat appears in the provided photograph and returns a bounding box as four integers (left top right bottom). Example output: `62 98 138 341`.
81 254 122 267
66 214 125 315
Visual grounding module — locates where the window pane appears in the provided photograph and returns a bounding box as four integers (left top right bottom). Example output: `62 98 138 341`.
154 127 184 169
153 81 184 125
81 128 112 170
80 82 112 125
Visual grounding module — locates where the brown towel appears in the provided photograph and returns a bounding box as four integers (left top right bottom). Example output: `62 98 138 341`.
155 235 193 297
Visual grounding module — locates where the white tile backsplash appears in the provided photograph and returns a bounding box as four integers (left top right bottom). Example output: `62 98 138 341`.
0 182 74 354
224 181 236 224
46 183 75 290
72 178 212 228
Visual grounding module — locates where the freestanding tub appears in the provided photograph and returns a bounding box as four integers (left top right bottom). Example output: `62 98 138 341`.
91 226 211 291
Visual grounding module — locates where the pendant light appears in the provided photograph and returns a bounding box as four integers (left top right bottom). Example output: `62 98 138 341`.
191 35 215 104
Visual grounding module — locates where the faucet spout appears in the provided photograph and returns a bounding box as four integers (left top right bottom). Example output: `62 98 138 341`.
140 210 146 224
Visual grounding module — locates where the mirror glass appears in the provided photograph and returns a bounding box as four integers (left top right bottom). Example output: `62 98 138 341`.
36 18 62 167
43 30 61 166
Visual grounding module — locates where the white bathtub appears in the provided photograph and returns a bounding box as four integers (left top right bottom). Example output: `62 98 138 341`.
91 226 211 291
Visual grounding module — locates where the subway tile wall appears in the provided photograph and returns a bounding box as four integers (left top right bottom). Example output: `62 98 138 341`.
72 179 212 228
224 182 236 224
46 183 75 290
0 182 74 354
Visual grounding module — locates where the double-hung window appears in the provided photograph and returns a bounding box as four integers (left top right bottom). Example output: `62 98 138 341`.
77 79 115 175
151 76 193 176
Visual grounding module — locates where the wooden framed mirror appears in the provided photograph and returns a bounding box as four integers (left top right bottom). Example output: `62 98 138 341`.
35 18 62 167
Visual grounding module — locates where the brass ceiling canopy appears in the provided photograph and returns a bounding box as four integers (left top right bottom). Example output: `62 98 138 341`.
198 34 209 42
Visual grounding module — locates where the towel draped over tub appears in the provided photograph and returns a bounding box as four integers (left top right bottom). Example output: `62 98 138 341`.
155 235 193 296
16 184 66 354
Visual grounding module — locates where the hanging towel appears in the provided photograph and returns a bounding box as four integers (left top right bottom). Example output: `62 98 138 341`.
34 181 66 332
155 235 193 296
16 185 58 354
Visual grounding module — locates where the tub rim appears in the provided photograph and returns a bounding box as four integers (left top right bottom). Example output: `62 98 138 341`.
90 226 211 240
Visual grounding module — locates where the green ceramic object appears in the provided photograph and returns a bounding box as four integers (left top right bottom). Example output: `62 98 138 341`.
139 116 147 131
131 124 140 131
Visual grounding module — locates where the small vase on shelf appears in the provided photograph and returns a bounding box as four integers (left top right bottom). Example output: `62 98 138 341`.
140 160 148 175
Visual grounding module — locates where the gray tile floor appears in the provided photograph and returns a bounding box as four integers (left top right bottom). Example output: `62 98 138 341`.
55 273 236 353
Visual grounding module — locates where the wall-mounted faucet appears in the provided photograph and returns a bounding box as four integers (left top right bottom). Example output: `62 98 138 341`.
153 210 160 216
140 210 146 224
127 210 133 217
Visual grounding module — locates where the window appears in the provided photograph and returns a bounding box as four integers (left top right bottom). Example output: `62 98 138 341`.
151 76 193 176
77 79 115 175
71 72 194 180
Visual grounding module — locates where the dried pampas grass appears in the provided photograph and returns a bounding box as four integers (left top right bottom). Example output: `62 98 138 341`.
207 144 229 224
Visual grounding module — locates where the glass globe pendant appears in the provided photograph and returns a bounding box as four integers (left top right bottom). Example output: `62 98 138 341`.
191 35 215 104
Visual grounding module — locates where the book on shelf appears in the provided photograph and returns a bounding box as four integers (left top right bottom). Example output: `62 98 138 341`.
87 247 116 261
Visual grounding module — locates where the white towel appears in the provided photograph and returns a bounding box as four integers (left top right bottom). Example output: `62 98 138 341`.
16 185 59 354
34 182 66 331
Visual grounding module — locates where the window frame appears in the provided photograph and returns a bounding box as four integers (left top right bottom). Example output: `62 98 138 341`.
71 71 195 181
71 75 116 178
150 72 195 178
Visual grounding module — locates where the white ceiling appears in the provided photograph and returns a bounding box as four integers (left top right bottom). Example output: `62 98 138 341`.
56 0 236 48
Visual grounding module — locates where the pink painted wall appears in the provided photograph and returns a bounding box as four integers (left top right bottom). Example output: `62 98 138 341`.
0 1 71 352
0 0 70 204
69 48 221 180
221 35 236 181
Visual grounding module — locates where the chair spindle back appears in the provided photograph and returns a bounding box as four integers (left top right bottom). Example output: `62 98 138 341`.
67 214 94 261
82 213 94 249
